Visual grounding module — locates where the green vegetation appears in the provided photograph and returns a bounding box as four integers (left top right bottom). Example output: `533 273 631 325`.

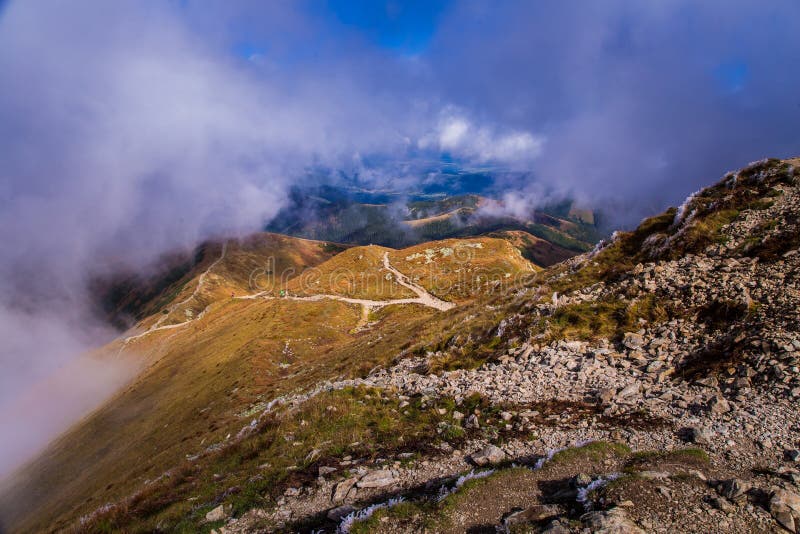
543 295 669 342
75 386 464 533
548 441 631 465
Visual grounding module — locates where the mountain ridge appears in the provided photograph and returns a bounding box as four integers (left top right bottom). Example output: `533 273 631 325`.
2 157 800 533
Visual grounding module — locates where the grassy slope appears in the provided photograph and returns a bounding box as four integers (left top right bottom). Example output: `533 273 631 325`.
6 159 796 532
0 236 533 532
388 237 536 302
486 229 577 267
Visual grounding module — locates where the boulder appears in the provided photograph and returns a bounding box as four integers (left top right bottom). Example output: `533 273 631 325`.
717 478 751 501
332 477 358 503
581 507 645 533
205 504 227 523
684 426 714 445
770 488 800 533
503 505 561 528
707 395 731 414
623 333 645 350
470 444 506 466
356 469 397 489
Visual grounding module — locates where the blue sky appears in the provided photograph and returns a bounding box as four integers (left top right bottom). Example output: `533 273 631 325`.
324 0 450 54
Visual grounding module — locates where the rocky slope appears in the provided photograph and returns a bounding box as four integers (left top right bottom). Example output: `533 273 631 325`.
2 158 800 533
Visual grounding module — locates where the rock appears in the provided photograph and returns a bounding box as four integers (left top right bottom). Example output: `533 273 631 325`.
541 519 570 534
356 469 396 489
623 332 645 350
638 471 671 480
571 473 593 488
327 505 355 521
503 505 561 528
332 477 358 503
710 497 735 513
452 410 464 421
770 488 800 532
785 449 800 463
581 507 645 533
597 388 615 404
465 414 480 429
470 444 506 466
284 486 301 497
617 382 641 400
707 395 731 414
319 466 337 476
684 426 713 445
718 478 751 501
205 504 227 523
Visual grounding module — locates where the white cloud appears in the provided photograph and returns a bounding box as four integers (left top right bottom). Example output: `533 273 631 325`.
420 109 545 165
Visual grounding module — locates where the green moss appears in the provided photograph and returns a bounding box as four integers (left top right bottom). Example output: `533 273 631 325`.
549 441 631 465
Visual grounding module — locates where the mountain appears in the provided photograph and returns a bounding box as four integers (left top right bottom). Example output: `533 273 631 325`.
265 186 601 266
2 157 800 533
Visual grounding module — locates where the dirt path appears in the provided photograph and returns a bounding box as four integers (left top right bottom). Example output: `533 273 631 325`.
120 242 227 346
120 248 452 350
236 252 455 313
381 252 454 311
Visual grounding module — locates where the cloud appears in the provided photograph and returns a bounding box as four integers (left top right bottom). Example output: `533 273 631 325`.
420 108 545 165
429 0 800 218
0 0 424 479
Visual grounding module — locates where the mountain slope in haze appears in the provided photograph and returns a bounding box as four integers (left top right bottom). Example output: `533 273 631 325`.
0 234 534 533
3 158 800 533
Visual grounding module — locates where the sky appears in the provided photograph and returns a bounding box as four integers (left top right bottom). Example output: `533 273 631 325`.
0 0 799 479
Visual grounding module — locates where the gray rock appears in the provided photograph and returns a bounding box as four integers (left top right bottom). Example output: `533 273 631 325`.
770 488 800 533
785 449 800 463
707 395 731 414
319 466 337 476
581 507 645 533
205 504 227 523
718 478 751 501
685 426 714 445
503 505 561 528
356 469 397 489
623 332 645 350
470 444 506 466
332 477 358 503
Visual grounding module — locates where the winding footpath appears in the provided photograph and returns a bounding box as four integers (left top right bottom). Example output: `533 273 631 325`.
236 252 455 313
119 242 228 347
120 249 453 350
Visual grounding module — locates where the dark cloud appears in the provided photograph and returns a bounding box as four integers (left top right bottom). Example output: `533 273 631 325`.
430 0 800 216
